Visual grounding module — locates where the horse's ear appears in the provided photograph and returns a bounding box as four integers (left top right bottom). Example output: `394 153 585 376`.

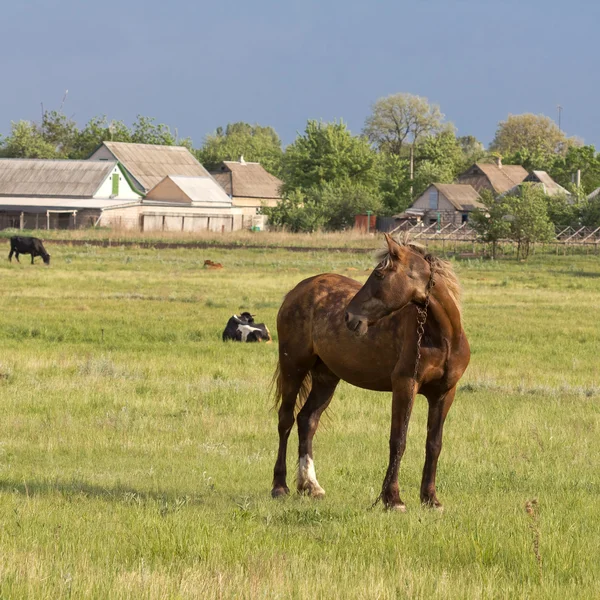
384 233 403 259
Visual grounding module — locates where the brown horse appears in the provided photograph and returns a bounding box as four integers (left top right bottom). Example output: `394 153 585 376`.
271 234 470 510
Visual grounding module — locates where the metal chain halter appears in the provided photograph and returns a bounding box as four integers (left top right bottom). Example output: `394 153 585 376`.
369 255 436 510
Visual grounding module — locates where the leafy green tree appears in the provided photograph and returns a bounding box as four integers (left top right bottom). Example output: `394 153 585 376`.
375 153 411 215
549 145 600 194
196 122 283 175
457 135 486 167
505 184 555 259
263 189 325 233
545 193 581 230
314 181 383 230
264 180 382 232
469 190 512 258
490 113 579 158
130 115 177 146
39 110 79 157
281 120 379 193
363 93 447 155
580 197 600 227
71 116 132 158
1 121 58 158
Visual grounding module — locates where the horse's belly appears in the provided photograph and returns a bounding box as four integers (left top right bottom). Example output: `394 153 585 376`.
313 326 396 392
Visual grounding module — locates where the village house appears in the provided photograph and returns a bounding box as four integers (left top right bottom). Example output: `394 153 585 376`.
0 159 141 230
456 158 528 195
407 183 484 226
88 141 247 232
210 157 283 228
88 141 212 194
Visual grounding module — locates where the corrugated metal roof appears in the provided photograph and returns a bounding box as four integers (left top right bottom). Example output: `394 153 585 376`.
145 176 233 207
0 159 117 198
211 160 283 199
101 142 211 192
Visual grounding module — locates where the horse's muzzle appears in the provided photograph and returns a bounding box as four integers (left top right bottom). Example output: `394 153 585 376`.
345 311 369 336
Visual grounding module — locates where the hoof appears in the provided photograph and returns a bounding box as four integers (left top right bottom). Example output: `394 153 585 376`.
421 498 444 512
385 502 407 512
298 482 326 498
271 486 290 498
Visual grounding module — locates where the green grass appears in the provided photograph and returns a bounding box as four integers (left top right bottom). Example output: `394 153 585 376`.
0 241 599 598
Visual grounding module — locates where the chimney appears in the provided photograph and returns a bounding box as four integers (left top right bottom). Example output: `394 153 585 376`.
495 155 502 169
239 155 246 165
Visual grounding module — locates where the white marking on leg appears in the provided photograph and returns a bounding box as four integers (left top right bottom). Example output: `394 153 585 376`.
298 455 325 497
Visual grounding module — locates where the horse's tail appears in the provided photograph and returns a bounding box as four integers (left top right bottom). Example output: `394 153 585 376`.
271 359 312 413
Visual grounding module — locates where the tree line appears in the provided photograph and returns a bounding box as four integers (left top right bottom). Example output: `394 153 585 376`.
2 93 600 234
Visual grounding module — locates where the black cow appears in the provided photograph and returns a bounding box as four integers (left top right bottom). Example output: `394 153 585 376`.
222 312 272 343
8 236 51 265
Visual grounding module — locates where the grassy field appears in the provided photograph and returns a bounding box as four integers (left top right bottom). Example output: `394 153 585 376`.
0 238 599 599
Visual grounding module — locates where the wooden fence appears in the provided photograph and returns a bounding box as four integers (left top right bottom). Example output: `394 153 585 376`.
387 222 600 250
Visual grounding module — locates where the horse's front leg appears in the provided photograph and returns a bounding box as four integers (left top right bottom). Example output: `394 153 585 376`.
382 376 415 511
420 385 456 510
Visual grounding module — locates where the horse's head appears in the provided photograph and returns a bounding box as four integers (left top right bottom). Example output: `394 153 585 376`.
345 234 432 336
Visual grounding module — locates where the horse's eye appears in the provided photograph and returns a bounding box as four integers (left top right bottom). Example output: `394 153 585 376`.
374 270 385 280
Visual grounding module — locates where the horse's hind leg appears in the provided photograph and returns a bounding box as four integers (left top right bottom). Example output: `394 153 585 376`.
297 361 339 498
272 363 312 498
420 385 456 510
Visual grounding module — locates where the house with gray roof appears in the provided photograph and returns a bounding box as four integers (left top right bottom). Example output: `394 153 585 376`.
456 158 529 195
407 183 484 226
89 141 211 194
210 157 282 216
0 159 140 229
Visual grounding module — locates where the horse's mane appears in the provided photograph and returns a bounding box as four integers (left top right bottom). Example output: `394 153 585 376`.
374 234 462 316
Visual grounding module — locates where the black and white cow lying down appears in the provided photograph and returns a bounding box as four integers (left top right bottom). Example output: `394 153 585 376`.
8 236 51 265
222 312 272 343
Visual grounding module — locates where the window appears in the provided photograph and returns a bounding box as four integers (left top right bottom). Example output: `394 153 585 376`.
429 188 437 210
461 213 469 223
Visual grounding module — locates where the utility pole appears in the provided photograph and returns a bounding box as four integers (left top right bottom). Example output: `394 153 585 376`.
557 105 563 131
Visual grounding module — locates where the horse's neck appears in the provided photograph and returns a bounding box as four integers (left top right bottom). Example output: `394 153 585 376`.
428 280 462 344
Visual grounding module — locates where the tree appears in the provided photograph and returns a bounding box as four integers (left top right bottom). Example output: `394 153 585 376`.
545 192 581 230
457 135 486 168
363 93 447 155
281 120 379 193
196 122 283 175
375 153 412 215
130 115 177 146
549 145 600 195
490 113 579 158
40 110 78 157
264 189 325 233
264 180 382 232
71 116 132 158
504 184 555 259
469 190 512 258
1 121 58 158
0 112 191 160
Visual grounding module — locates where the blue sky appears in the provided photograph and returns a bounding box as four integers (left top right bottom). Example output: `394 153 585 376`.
1 0 597 149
